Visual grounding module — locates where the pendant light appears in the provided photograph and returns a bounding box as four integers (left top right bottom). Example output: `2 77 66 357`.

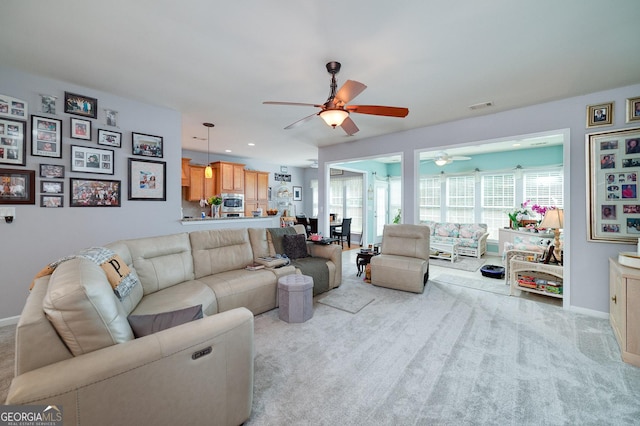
203 122 214 179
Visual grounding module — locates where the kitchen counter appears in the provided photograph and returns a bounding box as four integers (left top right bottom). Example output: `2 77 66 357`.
181 215 280 228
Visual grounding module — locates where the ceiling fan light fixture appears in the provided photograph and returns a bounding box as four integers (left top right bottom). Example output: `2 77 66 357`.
319 109 349 128
434 158 448 166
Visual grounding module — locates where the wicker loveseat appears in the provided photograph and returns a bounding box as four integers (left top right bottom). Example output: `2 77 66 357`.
422 221 490 258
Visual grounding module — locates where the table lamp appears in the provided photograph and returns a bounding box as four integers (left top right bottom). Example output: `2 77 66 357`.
539 208 564 261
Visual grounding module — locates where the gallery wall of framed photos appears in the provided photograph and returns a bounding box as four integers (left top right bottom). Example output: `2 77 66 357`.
1 88 168 208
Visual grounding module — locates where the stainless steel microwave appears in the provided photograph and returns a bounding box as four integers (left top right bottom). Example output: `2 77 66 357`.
221 193 244 213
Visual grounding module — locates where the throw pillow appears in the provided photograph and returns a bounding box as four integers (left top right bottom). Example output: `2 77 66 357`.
283 233 310 260
267 227 296 255
128 305 203 338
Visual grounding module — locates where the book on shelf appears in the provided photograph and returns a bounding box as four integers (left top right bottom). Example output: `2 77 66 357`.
246 263 265 271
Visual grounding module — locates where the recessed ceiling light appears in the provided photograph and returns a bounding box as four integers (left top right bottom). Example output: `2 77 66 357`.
248 143 255 146
225 149 232 153
513 143 521 147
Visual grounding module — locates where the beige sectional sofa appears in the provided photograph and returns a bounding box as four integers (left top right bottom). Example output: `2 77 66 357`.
5 225 341 425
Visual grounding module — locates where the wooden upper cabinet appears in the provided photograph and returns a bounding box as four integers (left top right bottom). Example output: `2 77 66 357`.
181 158 191 187
244 170 269 216
186 164 216 201
213 161 245 194
257 172 269 200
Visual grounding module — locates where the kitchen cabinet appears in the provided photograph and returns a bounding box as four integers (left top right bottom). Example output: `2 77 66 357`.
213 161 245 194
181 158 191 187
186 165 216 201
609 258 640 367
244 170 269 216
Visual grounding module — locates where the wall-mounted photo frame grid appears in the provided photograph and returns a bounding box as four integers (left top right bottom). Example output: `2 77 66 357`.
587 127 640 242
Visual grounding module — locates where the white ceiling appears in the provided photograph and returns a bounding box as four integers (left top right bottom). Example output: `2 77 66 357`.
1 1 639 167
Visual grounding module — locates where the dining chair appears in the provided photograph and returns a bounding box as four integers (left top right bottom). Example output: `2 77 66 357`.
308 217 318 234
331 218 352 248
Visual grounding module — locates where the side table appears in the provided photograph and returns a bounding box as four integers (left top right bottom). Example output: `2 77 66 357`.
356 251 379 276
509 258 563 298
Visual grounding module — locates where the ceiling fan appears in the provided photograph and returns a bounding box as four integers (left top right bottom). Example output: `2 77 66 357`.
263 61 409 135
427 151 472 166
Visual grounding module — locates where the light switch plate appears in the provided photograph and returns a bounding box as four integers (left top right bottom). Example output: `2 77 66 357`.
0 207 15 217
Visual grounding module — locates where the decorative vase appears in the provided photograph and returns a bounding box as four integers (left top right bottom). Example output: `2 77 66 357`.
212 204 221 218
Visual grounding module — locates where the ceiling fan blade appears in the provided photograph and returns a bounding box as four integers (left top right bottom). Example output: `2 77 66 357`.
451 156 471 161
346 105 409 117
335 80 367 105
284 112 318 130
263 101 323 108
340 116 359 135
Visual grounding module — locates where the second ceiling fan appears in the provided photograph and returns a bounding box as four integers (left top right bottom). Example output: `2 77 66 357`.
263 61 409 135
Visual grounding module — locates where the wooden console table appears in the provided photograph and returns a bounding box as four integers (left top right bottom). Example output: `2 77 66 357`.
509 258 563 298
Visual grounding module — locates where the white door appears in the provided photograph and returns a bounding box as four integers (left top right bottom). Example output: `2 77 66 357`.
375 181 388 242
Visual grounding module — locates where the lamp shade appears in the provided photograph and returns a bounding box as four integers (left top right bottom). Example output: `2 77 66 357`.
539 208 564 229
319 109 349 127
204 165 213 179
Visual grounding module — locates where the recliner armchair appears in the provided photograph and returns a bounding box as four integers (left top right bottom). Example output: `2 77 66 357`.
370 224 430 293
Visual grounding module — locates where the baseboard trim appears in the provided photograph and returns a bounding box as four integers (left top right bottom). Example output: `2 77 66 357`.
0 316 19 327
567 305 608 319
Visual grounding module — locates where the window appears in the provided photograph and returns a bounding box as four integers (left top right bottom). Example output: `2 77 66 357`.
446 176 474 223
310 179 318 217
482 174 515 239
524 170 564 218
329 176 363 233
389 177 401 222
419 176 441 221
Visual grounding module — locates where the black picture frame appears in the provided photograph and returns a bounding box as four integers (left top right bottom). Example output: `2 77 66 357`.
70 117 92 140
41 180 63 194
128 157 166 201
64 91 98 119
293 185 302 201
39 163 65 178
132 132 163 158
0 117 27 166
31 115 62 158
0 168 35 205
40 194 63 208
70 178 121 207
70 145 114 175
97 129 122 147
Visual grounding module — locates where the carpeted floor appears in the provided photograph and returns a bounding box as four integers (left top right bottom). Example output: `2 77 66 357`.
430 255 486 272
2 252 639 425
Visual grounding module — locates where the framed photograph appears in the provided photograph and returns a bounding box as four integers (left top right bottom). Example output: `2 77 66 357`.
587 127 640 242
128 158 166 201
0 118 26 166
64 91 97 119
627 96 640 124
39 163 65 178
70 178 121 207
70 117 92 140
39 94 57 115
330 168 343 176
0 168 35 205
31 115 62 158
587 102 614 128
41 194 63 208
104 109 118 127
41 180 63 194
97 129 122 147
0 94 27 120
293 185 302 201
70 145 114 175
132 132 163 158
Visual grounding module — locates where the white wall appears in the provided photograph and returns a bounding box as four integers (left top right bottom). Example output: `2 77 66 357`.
320 82 640 315
0 66 187 319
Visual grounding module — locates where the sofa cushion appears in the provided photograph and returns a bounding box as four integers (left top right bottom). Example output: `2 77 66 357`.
123 233 195 295
190 228 255 279
434 222 459 237
381 224 431 260
199 269 278 315
283 234 310 259
130 280 218 316
128 304 203 338
43 257 135 356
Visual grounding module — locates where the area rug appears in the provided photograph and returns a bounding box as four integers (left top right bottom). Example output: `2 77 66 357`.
316 288 375 314
434 273 510 295
430 256 485 272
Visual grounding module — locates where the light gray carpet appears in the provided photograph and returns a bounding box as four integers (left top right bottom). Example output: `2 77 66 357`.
430 256 485 272
2 263 640 424
316 286 375 313
0 325 15 402
435 272 510 296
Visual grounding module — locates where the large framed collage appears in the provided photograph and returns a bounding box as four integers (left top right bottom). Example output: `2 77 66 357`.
587 127 640 242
